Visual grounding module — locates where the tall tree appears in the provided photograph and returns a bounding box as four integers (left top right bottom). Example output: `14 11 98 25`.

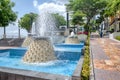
71 11 85 26
104 0 120 17
19 13 38 33
0 0 17 38
67 0 107 31
52 13 66 28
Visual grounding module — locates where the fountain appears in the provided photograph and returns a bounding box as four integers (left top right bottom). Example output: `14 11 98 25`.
22 12 57 63
22 37 56 63
21 36 33 47
65 31 80 44
35 12 57 37
0 2 84 80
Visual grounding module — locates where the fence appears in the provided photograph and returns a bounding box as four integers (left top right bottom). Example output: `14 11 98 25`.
0 35 26 39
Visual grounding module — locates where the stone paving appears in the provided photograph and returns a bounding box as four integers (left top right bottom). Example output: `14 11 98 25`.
90 38 120 80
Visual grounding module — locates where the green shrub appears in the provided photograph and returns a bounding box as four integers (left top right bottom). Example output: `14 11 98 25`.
81 34 90 80
85 40 90 46
115 36 120 41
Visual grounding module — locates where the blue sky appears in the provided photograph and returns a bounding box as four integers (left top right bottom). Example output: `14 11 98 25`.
11 0 52 18
11 0 68 18
0 0 68 37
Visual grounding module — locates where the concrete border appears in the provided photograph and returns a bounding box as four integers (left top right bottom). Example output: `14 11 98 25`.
72 56 84 80
0 67 71 80
90 46 95 80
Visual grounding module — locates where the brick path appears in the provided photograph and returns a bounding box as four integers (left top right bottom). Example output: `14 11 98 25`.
90 38 120 80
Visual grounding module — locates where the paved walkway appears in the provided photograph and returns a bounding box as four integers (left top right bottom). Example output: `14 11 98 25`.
90 38 120 80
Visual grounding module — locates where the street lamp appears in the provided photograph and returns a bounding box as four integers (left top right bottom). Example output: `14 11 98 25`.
18 20 21 38
66 10 69 29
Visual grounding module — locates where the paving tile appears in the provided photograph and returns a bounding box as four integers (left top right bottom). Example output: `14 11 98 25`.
90 38 120 80
94 68 120 80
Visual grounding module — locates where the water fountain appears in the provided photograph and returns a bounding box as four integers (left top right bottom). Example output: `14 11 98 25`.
21 36 33 47
0 2 84 79
65 31 80 44
22 12 57 63
35 12 57 37
22 37 56 63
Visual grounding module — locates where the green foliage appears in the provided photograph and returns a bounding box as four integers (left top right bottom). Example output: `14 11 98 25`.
72 11 85 25
0 0 17 25
85 39 90 46
52 13 66 28
67 0 108 32
0 0 17 27
115 36 120 41
19 13 38 33
81 35 90 80
0 0 17 38
104 0 120 17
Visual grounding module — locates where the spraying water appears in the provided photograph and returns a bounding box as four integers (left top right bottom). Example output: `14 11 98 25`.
35 12 57 37
23 1 66 63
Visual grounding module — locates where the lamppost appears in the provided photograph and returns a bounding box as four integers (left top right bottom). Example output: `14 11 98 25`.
30 12 33 34
66 10 69 29
18 20 21 38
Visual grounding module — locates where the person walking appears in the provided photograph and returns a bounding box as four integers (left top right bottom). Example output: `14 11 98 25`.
100 31 103 38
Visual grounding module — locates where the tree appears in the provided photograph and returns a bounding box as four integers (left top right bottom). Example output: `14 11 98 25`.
19 13 38 33
0 0 17 38
67 0 107 31
71 11 85 25
52 13 66 28
104 0 120 17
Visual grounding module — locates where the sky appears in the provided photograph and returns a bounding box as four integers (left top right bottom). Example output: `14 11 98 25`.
11 0 68 18
0 0 68 38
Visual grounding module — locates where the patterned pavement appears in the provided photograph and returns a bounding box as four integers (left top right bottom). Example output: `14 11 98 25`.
90 38 120 80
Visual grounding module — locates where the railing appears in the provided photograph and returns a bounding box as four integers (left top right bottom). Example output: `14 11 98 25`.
0 35 26 39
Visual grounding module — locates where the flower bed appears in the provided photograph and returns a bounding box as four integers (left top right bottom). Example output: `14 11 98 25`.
78 31 88 35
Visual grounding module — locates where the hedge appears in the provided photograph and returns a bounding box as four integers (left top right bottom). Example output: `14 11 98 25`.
115 36 120 41
81 33 90 80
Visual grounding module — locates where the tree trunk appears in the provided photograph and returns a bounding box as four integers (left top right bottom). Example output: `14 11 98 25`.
3 26 6 39
85 17 91 32
27 28 32 36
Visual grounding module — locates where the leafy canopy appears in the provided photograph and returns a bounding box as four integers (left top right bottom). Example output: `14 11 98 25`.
104 0 120 17
67 0 107 31
71 11 85 25
19 13 38 33
0 0 17 27
52 13 66 28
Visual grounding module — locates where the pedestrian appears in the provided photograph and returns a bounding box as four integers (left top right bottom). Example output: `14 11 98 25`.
100 31 103 38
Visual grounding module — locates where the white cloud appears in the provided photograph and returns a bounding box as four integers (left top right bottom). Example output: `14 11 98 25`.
52 0 69 5
38 3 66 13
33 0 38 7
32 0 67 17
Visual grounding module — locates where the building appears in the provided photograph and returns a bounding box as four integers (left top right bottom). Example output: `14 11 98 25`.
109 11 120 32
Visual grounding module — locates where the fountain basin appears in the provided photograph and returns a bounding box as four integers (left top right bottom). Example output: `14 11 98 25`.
0 43 84 80
22 37 56 63
65 37 80 44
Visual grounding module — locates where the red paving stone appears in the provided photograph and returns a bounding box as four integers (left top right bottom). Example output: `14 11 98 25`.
90 38 120 80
